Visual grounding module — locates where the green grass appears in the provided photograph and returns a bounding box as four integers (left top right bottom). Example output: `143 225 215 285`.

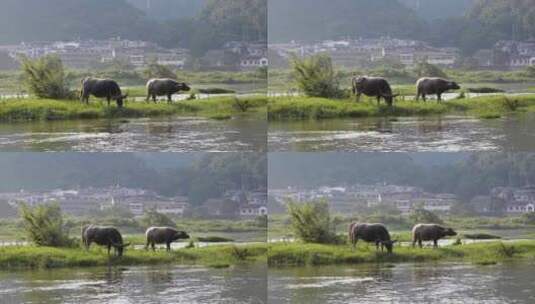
268 94 535 120
0 243 267 270
0 95 267 122
268 241 535 267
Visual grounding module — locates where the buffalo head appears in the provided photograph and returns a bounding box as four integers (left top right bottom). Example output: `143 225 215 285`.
380 240 397 253
449 81 460 90
113 94 128 108
444 228 457 237
177 83 191 92
173 231 190 241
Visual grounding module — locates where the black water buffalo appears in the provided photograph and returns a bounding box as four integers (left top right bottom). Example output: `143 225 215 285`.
416 77 460 102
349 223 396 253
352 76 398 106
145 227 190 251
146 78 191 103
80 77 128 108
82 224 130 256
412 223 457 248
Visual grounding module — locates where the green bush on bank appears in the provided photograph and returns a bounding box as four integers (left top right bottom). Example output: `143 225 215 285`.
0 95 267 122
0 244 267 270
267 241 535 267
268 94 535 120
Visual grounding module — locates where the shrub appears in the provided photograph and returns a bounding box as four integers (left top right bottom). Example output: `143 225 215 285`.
140 208 177 228
414 61 448 79
19 203 74 247
409 208 443 225
20 55 75 99
287 200 337 244
291 54 344 98
143 60 176 80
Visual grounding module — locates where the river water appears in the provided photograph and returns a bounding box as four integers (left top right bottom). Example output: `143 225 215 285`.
269 262 535 304
0 115 266 152
0 264 267 304
269 113 535 152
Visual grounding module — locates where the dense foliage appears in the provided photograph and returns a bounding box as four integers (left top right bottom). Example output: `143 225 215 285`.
292 54 344 98
19 203 73 247
287 200 337 244
20 55 74 99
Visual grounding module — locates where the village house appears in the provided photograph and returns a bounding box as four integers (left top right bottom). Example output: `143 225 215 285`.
491 186 535 214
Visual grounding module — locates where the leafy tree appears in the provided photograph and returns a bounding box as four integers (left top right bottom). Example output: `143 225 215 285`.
20 55 74 99
414 61 448 78
408 207 443 225
287 200 337 243
19 203 74 247
143 60 177 80
292 54 344 98
140 208 176 228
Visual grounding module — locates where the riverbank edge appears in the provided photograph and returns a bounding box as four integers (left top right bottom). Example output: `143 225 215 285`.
0 95 267 122
0 243 267 270
267 94 535 121
267 241 535 267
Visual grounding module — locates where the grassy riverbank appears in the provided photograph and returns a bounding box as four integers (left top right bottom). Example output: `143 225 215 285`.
268 241 535 267
268 94 535 120
0 95 267 122
0 243 267 270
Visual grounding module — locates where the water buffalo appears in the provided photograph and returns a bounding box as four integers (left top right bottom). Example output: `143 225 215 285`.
412 223 457 248
145 227 190 251
352 76 398 106
146 78 191 103
349 223 397 253
82 224 130 256
80 77 128 108
416 77 460 102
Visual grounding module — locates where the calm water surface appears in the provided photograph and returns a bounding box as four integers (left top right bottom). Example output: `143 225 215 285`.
0 115 266 152
269 262 535 304
0 264 266 304
269 113 535 152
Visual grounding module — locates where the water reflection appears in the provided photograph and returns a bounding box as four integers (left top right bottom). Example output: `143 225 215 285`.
0 115 267 152
268 262 535 304
0 264 267 304
269 113 535 152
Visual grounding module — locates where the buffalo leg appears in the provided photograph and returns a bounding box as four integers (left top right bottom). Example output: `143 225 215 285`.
145 241 149 250
352 238 358 249
167 94 172 104
106 96 111 107
152 95 157 103
166 242 171 252
433 239 438 248
107 244 111 256
412 240 416 248
437 93 442 102
356 93 361 103
418 240 423 248
416 92 420 102
376 96 381 105
151 242 156 251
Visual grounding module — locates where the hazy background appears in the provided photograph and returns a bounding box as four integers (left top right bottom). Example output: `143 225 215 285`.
269 153 535 201
0 0 266 57
0 153 266 205
268 0 533 55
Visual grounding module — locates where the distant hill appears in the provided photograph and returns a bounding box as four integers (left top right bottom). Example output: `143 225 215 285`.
397 0 475 20
0 0 265 56
125 0 206 20
0 0 160 44
268 0 424 42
